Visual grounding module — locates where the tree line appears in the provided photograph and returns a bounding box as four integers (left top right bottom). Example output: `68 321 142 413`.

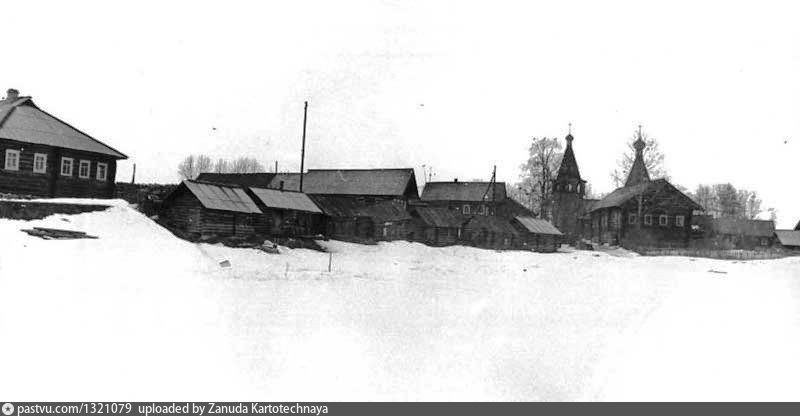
177 154 266 180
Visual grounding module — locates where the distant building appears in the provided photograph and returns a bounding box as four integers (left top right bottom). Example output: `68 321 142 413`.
706 218 775 249
248 187 326 236
510 216 563 253
774 230 800 252
462 214 521 250
587 131 701 248
159 180 267 239
0 88 127 198
270 168 420 203
410 206 467 246
420 179 532 219
551 130 590 243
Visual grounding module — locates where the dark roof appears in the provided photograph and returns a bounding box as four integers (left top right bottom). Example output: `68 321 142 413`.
421 181 507 202
269 169 418 197
514 216 563 235
579 199 600 217
464 215 519 235
555 135 583 182
591 179 702 212
196 173 276 188
0 95 127 159
249 187 322 214
310 196 410 221
626 137 650 186
181 180 261 214
413 206 466 228
775 230 800 247
795 220 800 231
711 218 775 237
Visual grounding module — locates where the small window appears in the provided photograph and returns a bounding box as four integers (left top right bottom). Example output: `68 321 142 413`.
675 215 685 227
644 214 653 226
33 153 47 173
567 184 573 192
79 160 91 178
629 213 637 224
659 215 668 226
761 238 768 246
382 227 388 237
463 205 471 215
96 162 108 181
61 157 74 176
4 149 20 171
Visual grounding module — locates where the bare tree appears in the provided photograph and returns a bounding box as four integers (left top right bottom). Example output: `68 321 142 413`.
229 157 265 173
214 158 229 174
692 183 764 220
177 154 213 180
610 129 668 188
518 137 563 217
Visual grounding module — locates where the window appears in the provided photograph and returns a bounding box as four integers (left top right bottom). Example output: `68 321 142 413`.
675 215 685 227
4 149 20 171
629 213 638 224
463 205 471 215
478 205 487 215
96 162 108 181
61 157 73 176
659 215 668 226
644 214 653 226
567 184 573 192
33 153 47 173
79 160 91 178
382 227 388 237
761 238 769 246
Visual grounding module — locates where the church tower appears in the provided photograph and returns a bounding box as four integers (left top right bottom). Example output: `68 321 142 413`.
551 125 587 243
625 126 650 187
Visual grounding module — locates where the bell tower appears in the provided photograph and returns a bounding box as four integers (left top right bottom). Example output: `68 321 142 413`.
551 124 587 243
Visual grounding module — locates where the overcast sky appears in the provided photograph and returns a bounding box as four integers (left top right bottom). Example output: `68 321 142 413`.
2 1 797 227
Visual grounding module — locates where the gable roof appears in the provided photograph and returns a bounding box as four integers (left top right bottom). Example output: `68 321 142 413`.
711 218 775 237
180 180 261 214
421 181 507 202
269 169 418 197
463 215 519 235
310 196 411 221
0 96 127 159
196 173 276 188
249 187 322 214
413 206 466 228
591 179 702 212
514 216 563 235
795 220 800 231
775 230 800 247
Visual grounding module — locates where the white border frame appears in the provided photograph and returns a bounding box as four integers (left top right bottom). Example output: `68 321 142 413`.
61 157 74 176
96 162 108 181
4 149 20 171
33 153 47 173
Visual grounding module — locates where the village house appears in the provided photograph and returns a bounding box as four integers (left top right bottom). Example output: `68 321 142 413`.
774 229 800 252
159 180 267 239
702 218 776 249
511 216 563 253
270 168 420 204
410 206 466 246
247 187 326 236
420 179 532 219
0 88 127 198
311 196 413 242
462 214 521 250
587 131 701 249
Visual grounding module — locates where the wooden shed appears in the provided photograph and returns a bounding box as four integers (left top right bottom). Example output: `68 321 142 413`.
248 187 326 237
511 216 563 253
410 206 466 246
774 230 800 252
705 218 776 249
159 180 267 239
0 88 127 198
462 215 520 250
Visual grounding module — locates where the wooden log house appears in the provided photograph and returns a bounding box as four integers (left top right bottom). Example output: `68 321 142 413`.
511 216 563 253
159 180 267 239
409 206 466 246
0 88 127 198
248 186 326 236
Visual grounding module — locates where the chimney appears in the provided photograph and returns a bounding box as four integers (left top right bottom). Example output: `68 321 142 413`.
5 88 19 101
279 180 284 191
454 178 458 183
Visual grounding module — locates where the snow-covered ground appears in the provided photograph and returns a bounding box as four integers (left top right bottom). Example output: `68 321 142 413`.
1 202 799 401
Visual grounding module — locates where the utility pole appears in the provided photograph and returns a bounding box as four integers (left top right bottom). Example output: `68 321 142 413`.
131 163 136 184
275 160 278 174
299 101 308 192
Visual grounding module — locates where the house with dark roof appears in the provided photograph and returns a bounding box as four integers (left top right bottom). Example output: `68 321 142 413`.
587 131 701 248
410 206 467 246
774 230 800 252
311 195 413 242
159 180 268 239
706 218 776 249
269 168 419 201
0 88 127 198
420 179 533 221
510 216 563 253
196 172 276 188
248 187 325 237
462 214 521 250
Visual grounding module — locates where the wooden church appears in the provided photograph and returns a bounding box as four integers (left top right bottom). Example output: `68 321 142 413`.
551 127 701 249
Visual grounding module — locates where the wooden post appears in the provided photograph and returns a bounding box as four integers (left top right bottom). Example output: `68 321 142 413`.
275 160 278 173
131 163 136 184
328 252 332 272
299 101 308 192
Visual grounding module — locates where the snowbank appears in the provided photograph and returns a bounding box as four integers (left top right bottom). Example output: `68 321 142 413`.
2 204 800 400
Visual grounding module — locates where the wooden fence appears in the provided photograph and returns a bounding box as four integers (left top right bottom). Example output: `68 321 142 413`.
640 248 792 260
